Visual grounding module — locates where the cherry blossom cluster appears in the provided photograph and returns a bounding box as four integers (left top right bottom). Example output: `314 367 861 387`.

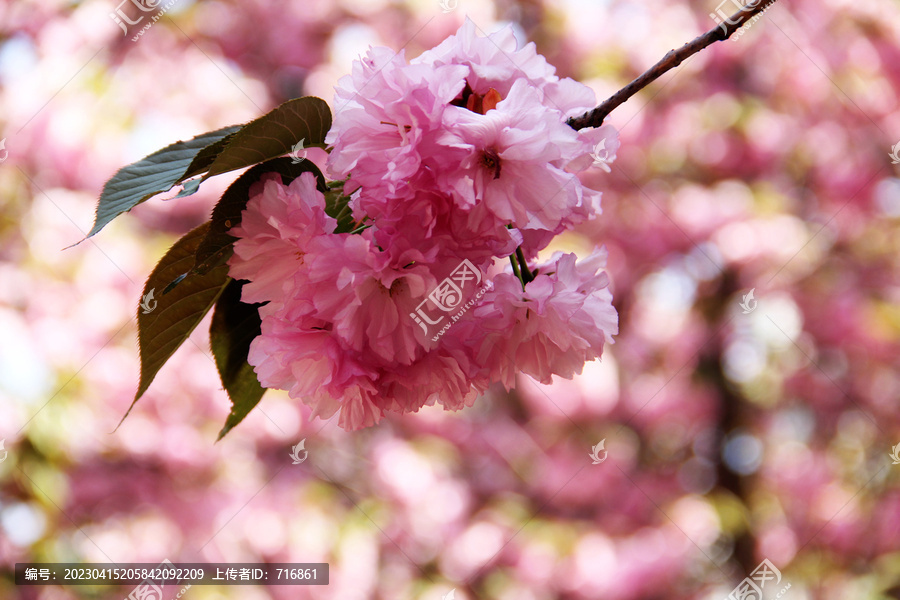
228 20 620 430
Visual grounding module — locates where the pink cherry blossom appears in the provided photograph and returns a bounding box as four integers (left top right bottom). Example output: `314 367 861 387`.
434 78 596 232
473 249 618 388
324 20 619 256
227 172 336 308
324 46 469 201
226 21 621 430
247 318 383 430
412 18 597 119
288 231 433 366
362 183 519 272
376 340 488 413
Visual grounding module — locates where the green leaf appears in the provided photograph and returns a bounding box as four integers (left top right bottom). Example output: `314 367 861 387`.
211 279 266 441
172 178 202 200
192 157 327 275
88 97 331 241
119 222 231 427
324 186 358 234
202 97 332 180
179 131 239 181
88 125 241 238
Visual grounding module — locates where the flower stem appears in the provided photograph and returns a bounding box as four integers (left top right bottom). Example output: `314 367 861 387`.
516 247 535 284
510 247 535 289
566 0 781 130
509 252 524 287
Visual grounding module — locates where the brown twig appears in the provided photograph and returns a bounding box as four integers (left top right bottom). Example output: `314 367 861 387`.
567 0 780 130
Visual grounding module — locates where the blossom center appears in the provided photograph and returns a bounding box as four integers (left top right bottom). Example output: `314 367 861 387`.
380 278 406 297
452 82 503 115
479 148 502 179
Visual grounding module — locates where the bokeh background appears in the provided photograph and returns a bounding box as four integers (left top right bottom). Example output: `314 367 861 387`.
2 0 900 598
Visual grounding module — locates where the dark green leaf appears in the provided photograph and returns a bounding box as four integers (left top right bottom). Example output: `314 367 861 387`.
179 131 239 182
211 279 266 441
172 178 202 199
202 97 332 180
119 222 231 428
88 125 241 238
324 187 358 234
193 157 327 275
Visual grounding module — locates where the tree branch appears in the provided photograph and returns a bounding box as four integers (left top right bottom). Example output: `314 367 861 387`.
567 0 780 130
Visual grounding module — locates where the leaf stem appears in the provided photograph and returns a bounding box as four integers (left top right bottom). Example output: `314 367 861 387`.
334 202 353 223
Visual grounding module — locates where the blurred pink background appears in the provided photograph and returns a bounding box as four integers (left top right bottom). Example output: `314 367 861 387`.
2 0 900 598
